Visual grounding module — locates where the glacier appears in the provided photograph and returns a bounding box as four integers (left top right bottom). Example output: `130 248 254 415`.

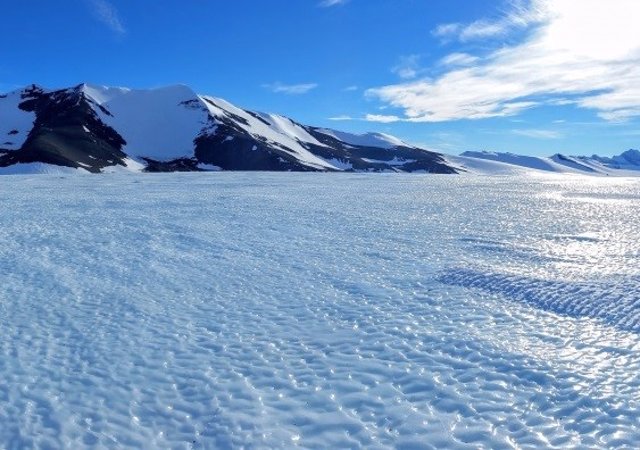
1 172 639 449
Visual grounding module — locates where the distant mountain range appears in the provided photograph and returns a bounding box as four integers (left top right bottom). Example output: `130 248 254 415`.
450 150 640 176
1 83 638 176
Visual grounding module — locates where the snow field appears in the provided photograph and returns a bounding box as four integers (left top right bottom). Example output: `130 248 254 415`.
82 84 209 161
0 173 639 449
0 90 37 151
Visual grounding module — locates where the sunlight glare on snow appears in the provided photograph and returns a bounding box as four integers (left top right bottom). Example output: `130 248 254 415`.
0 173 638 449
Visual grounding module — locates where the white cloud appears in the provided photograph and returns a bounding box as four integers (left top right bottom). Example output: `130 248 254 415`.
433 0 545 42
369 0 640 122
319 0 348 7
328 115 355 121
392 55 421 79
433 23 462 40
263 82 318 95
439 52 480 67
512 129 562 139
326 114 402 123
90 0 126 35
364 114 402 123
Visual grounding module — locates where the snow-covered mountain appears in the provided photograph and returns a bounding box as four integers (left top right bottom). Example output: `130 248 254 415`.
453 150 640 176
2 83 638 176
0 84 456 174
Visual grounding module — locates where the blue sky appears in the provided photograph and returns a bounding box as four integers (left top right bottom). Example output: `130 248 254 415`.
2 0 639 156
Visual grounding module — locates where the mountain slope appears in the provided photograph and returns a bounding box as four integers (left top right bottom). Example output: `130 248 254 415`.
0 83 456 174
455 151 640 176
0 85 129 172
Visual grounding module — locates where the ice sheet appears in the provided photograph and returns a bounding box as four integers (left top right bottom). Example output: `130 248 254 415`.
1 173 639 449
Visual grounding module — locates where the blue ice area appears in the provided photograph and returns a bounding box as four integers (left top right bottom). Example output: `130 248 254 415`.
0 173 639 449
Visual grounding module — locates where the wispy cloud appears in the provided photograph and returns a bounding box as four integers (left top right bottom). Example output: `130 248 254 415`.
319 0 349 7
392 55 422 80
433 22 506 42
263 82 318 95
89 0 126 35
343 85 359 92
327 114 402 123
433 0 545 42
512 129 562 139
364 114 402 123
368 0 640 123
439 52 480 67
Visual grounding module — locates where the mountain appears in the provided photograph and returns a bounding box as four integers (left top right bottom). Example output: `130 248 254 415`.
0 84 456 174
2 83 638 176
455 150 640 176
588 149 640 170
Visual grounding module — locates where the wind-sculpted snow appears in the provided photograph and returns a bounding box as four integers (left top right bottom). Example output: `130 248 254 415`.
1 174 639 449
439 269 640 332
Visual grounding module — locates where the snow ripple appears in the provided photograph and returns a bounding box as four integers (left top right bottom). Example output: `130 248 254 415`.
1 173 639 449
439 269 640 332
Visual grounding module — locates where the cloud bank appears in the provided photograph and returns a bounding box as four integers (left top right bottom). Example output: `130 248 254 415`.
368 0 640 123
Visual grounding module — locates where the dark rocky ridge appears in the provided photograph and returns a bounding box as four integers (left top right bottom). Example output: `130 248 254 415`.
1 85 128 172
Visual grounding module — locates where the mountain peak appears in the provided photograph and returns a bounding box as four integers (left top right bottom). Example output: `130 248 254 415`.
77 83 201 107
620 148 640 161
1 82 454 174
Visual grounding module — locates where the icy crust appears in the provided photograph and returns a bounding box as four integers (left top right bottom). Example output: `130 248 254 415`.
440 268 640 332
0 89 37 150
1 174 640 448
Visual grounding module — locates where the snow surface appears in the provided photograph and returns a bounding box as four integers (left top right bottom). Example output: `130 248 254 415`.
361 157 417 166
100 158 145 174
460 151 563 172
197 163 223 171
81 84 209 161
445 154 535 175
0 163 89 175
0 89 36 150
1 173 639 449
315 129 408 149
323 158 353 170
453 151 640 176
256 113 328 149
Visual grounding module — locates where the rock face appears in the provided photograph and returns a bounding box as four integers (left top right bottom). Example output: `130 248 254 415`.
0 85 127 172
0 83 457 174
